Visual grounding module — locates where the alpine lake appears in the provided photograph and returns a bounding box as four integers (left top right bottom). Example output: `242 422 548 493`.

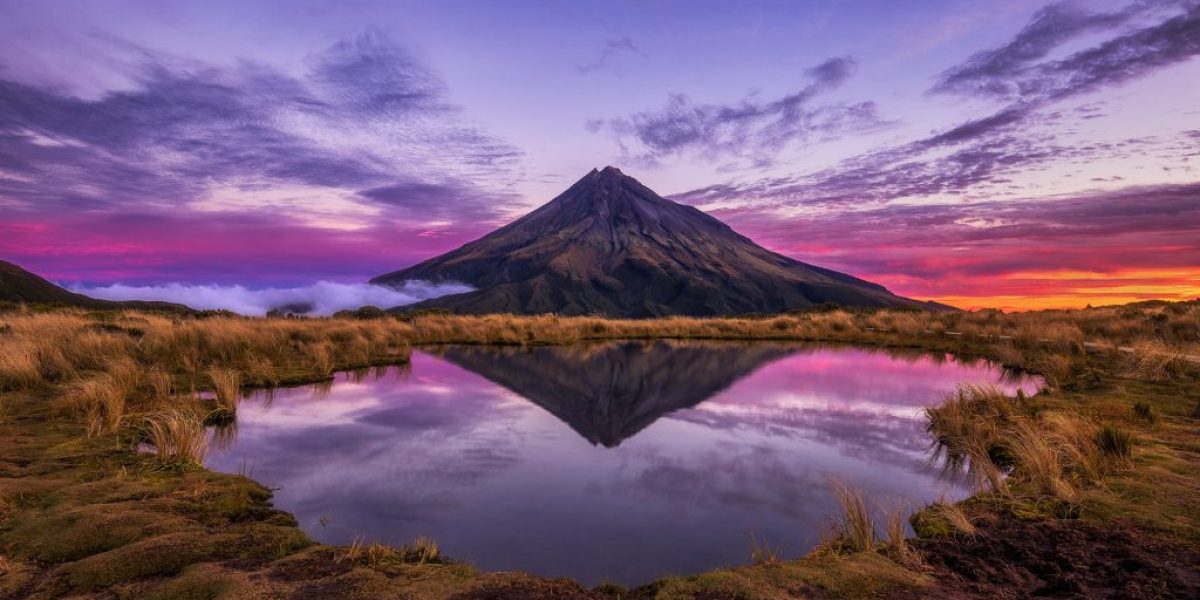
206 341 1041 586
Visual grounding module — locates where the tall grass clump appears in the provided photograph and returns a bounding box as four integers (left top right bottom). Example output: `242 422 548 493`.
749 533 781 565
1041 412 1106 485
146 368 173 402
337 536 442 567
0 341 42 390
1126 340 1190 381
207 367 241 409
925 384 1013 493
827 479 876 553
1096 425 1133 459
62 375 129 436
1132 401 1154 423
1004 419 1075 502
142 409 207 468
205 367 242 425
103 356 140 393
307 343 335 378
404 536 441 564
881 500 917 565
912 500 976 538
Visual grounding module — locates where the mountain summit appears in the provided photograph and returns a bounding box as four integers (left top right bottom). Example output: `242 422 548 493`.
372 167 945 316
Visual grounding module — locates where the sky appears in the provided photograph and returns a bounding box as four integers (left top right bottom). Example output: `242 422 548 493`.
0 0 1198 311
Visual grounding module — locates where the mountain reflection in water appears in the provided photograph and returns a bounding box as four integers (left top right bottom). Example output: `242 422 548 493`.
206 341 1040 585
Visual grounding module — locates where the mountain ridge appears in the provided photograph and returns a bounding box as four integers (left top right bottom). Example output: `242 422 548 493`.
0 260 193 313
373 167 951 316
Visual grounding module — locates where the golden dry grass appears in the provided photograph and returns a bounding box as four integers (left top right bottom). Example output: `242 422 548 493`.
924 501 976 536
337 535 442 567
206 367 241 410
1005 418 1077 502
881 500 917 565
0 301 1193 503
828 480 876 554
142 408 207 467
749 533 782 565
0 300 1196 597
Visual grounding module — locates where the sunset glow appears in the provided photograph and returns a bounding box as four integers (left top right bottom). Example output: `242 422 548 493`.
1 0 1198 310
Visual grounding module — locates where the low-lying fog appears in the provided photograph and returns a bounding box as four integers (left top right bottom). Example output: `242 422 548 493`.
67 280 472 315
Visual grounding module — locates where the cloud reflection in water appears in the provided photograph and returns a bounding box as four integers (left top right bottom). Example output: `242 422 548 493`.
206 341 1040 585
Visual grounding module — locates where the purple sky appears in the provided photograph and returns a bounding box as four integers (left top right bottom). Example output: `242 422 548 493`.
1 0 1198 309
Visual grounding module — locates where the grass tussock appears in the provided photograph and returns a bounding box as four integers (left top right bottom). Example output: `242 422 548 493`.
749 533 782 566
1126 340 1192 381
0 341 41 390
882 501 918 565
911 500 976 538
925 384 1013 494
146 368 173 402
60 375 128 436
1096 425 1134 459
142 409 207 468
1132 401 1155 423
819 480 876 555
1005 419 1076 502
924 379 1139 504
337 536 442 567
206 367 241 411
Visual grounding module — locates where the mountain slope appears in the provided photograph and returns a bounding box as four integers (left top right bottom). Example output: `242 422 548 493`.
372 167 950 316
0 260 192 312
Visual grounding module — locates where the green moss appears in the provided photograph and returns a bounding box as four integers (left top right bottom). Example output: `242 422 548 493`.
63 532 226 591
138 565 236 600
644 552 929 600
909 508 955 539
4 507 185 563
233 523 312 559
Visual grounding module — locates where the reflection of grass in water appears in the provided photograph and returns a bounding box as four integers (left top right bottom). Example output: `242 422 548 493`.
208 418 239 453
312 379 334 400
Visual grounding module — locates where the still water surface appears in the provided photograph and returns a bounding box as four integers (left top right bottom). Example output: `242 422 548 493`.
206 341 1040 585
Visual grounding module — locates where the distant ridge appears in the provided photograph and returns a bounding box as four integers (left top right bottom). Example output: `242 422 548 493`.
0 260 193 313
373 167 952 316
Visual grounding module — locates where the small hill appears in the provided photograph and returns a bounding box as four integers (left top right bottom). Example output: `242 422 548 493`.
373 167 951 316
0 260 192 312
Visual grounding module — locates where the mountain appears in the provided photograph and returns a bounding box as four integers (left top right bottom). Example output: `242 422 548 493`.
372 167 950 316
436 340 799 447
0 260 192 312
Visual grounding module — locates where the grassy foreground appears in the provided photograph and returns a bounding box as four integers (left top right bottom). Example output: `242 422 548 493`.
0 302 1198 599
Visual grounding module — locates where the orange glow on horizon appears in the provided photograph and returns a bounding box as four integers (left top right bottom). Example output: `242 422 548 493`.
910 267 1200 312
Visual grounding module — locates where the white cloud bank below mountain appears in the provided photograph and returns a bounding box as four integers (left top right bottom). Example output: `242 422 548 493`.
68 281 472 316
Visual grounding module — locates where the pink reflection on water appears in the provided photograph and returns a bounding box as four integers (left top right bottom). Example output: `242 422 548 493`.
207 343 1040 586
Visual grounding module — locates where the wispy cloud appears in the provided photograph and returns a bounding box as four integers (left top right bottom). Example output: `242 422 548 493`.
588 56 889 166
672 1 1200 210
577 36 647 74
0 30 521 224
931 0 1198 102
